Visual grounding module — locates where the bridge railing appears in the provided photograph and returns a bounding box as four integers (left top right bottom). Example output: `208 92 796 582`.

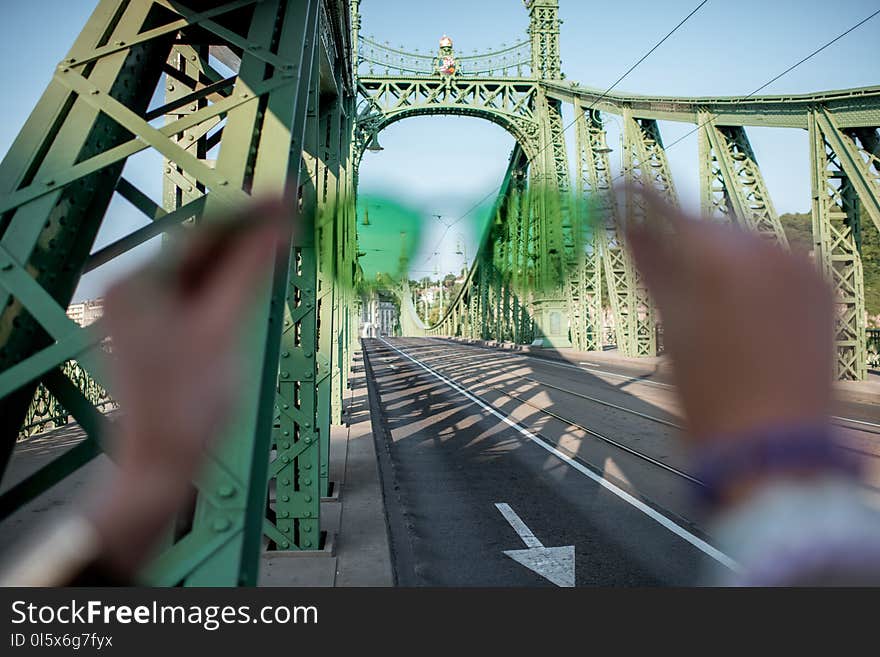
358 36 531 78
868 328 880 370
18 359 115 440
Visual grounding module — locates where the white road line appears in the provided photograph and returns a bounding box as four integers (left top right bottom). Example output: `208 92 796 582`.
495 503 543 548
379 338 739 572
832 415 880 430
579 362 602 367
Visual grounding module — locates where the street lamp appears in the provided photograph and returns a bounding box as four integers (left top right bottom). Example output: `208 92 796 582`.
454 233 469 275
366 134 384 152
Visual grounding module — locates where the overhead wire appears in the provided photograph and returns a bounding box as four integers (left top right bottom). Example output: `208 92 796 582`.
608 7 880 184
422 0 713 265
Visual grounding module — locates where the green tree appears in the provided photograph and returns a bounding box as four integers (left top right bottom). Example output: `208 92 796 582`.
780 211 880 317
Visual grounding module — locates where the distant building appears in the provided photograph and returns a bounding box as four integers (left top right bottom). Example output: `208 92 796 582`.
360 292 398 338
66 298 104 327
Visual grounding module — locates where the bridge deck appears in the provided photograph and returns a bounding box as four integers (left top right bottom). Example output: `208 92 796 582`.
361 337 880 586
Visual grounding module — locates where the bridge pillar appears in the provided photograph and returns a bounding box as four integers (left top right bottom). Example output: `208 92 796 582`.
697 115 789 246
530 298 571 348
809 110 880 380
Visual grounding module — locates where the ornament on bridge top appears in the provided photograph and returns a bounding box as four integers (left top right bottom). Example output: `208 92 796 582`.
434 35 458 77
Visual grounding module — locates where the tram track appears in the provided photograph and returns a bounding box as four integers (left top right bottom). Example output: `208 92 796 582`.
395 338 880 479
372 337 738 572
422 338 880 439
383 338 701 491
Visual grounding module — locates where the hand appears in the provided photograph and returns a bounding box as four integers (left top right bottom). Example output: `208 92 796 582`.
622 188 835 442
86 199 289 576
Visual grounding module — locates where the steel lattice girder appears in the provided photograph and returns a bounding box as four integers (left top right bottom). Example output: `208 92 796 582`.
355 76 541 161
362 0 880 379
526 0 562 81
544 81 880 129
0 0 355 584
573 105 607 353
810 110 880 381
619 113 678 357
422 146 534 343
697 117 788 246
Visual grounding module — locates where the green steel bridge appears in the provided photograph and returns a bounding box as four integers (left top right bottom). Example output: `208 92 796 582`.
0 0 878 585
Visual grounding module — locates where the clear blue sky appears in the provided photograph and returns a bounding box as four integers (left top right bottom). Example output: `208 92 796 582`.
0 1 877 293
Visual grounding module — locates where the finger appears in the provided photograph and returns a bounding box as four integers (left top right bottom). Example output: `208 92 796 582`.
191 200 291 346
616 186 687 303
175 197 290 298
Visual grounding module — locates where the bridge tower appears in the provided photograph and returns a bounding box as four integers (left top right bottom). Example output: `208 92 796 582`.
0 0 358 584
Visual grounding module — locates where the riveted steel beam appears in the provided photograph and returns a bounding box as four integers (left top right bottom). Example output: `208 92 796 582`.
698 115 788 246
809 109 880 381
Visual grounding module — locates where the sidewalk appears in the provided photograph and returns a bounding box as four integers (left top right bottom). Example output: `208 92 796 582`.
259 349 394 586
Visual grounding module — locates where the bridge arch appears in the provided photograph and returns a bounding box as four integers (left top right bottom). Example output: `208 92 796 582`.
354 78 542 166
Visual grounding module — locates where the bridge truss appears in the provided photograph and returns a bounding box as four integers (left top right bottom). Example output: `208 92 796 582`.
375 3 880 382
0 0 357 584
0 0 878 585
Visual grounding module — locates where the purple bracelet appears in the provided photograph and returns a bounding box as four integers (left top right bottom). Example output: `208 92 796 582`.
694 423 861 505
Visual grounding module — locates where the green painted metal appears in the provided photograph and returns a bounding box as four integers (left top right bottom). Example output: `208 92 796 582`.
809 109 880 381
0 0 356 585
698 116 788 245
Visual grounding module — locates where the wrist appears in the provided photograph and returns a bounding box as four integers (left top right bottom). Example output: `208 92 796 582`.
694 422 860 508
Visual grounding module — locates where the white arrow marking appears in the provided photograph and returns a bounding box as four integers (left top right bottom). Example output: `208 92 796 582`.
495 502 575 587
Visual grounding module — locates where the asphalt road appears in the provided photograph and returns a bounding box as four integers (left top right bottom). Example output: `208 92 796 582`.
363 337 739 586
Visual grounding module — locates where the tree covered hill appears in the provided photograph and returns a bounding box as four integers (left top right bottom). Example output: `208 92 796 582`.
779 212 880 317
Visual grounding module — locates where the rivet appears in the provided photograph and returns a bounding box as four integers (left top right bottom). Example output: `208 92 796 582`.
281 540 290 548
304 539 312 547
241 91 250 99
114 40 125 46
213 518 230 532
304 479 312 486
283 430 290 436
282 495 289 502
282 351 290 358
304 510 311 517
167 84 175 91
304 495 312 502
281 511 289 518
281 479 290 485
190 104 197 111
218 485 234 498
304 525 312 533
282 455 290 463
218 179 228 186
282 403 289 410
282 442 289 449
44 179 55 186
282 371 289 377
